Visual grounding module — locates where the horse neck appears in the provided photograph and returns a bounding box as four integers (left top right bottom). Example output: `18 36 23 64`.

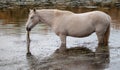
38 10 73 27
38 11 56 27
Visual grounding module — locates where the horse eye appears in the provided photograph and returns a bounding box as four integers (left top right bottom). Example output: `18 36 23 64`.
31 16 34 19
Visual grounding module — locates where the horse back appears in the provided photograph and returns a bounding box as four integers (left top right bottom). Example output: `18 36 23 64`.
53 11 111 37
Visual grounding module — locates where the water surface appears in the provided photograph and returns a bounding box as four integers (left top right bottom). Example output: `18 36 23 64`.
0 7 120 70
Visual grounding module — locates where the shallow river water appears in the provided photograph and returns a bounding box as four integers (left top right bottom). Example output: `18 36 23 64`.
0 7 120 70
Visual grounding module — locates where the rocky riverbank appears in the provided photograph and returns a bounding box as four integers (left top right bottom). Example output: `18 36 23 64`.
0 0 120 9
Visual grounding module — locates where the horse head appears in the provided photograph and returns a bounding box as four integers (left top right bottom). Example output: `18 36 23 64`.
26 9 40 31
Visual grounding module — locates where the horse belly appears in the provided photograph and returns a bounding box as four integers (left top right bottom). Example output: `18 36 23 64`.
67 26 95 37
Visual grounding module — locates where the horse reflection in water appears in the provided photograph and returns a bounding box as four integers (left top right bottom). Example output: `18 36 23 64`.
26 9 111 54
26 46 110 70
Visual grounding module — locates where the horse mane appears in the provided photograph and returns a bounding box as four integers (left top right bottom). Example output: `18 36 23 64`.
54 9 74 16
37 9 74 17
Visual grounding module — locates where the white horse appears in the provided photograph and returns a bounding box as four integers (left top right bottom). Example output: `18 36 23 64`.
26 9 111 54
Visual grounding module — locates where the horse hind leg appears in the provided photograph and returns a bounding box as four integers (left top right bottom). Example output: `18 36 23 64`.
96 28 106 46
96 24 110 46
103 25 110 46
96 33 104 46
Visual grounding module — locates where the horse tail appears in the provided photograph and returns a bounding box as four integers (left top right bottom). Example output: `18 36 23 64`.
104 24 110 46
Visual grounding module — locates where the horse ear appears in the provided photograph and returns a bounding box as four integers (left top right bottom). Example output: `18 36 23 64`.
29 9 32 12
33 8 36 13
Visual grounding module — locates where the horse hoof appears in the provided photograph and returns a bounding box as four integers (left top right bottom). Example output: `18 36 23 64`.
55 49 60 53
55 48 66 53
26 52 32 56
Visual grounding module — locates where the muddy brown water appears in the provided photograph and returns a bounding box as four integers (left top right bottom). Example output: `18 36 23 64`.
0 7 120 70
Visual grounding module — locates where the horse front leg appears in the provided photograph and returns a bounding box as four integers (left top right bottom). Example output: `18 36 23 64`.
26 31 32 56
58 34 66 52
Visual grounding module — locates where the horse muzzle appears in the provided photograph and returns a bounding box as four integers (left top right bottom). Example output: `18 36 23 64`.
26 26 31 31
